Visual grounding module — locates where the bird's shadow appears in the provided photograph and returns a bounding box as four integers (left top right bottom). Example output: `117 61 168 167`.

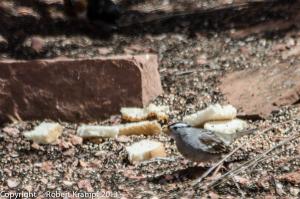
147 166 209 184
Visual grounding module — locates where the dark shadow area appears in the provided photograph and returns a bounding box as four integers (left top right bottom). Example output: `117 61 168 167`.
147 166 208 184
119 0 148 8
13 0 64 19
292 99 300 105
119 0 299 35
0 0 299 58
237 114 263 121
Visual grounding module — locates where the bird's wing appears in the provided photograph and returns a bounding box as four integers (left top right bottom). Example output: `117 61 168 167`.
197 130 229 154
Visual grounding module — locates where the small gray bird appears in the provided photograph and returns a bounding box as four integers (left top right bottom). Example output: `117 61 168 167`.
168 123 230 162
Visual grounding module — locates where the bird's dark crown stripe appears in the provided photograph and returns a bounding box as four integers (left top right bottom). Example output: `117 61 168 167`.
168 122 190 128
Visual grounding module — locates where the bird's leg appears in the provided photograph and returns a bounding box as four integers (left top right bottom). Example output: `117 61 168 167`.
192 146 242 186
212 163 223 176
192 163 218 185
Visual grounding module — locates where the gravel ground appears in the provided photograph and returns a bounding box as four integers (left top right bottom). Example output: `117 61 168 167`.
0 0 300 198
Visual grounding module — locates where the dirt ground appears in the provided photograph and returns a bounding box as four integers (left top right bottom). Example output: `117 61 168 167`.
0 0 300 198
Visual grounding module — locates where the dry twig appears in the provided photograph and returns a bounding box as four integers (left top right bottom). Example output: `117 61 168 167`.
206 132 299 190
192 146 242 186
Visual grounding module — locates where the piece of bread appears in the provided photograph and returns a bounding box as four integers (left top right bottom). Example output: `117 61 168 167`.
77 121 162 138
77 125 119 138
24 122 63 144
126 140 167 163
183 104 237 127
204 119 248 145
121 103 169 123
162 125 170 135
146 104 169 122
119 121 162 136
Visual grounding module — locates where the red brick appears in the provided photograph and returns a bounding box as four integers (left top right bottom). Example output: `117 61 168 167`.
0 54 163 122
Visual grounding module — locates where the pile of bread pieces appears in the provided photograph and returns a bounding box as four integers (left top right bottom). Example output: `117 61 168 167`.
24 104 249 164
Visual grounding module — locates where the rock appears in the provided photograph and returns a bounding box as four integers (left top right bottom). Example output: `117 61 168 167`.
77 179 94 192
282 44 300 59
23 184 33 192
219 64 300 118
195 54 208 65
63 148 75 156
97 47 113 55
208 192 219 199
272 43 287 52
40 178 48 184
230 20 295 39
3 127 20 137
24 122 63 144
290 187 300 196
79 160 88 168
278 170 300 185
23 36 45 53
274 180 285 196
31 142 42 150
47 184 56 190
115 136 131 143
7 178 20 188
263 195 275 199
124 44 151 54
70 135 83 145
0 55 162 122
41 161 53 173
0 35 8 49
58 139 72 149
14 6 40 18
63 180 74 187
